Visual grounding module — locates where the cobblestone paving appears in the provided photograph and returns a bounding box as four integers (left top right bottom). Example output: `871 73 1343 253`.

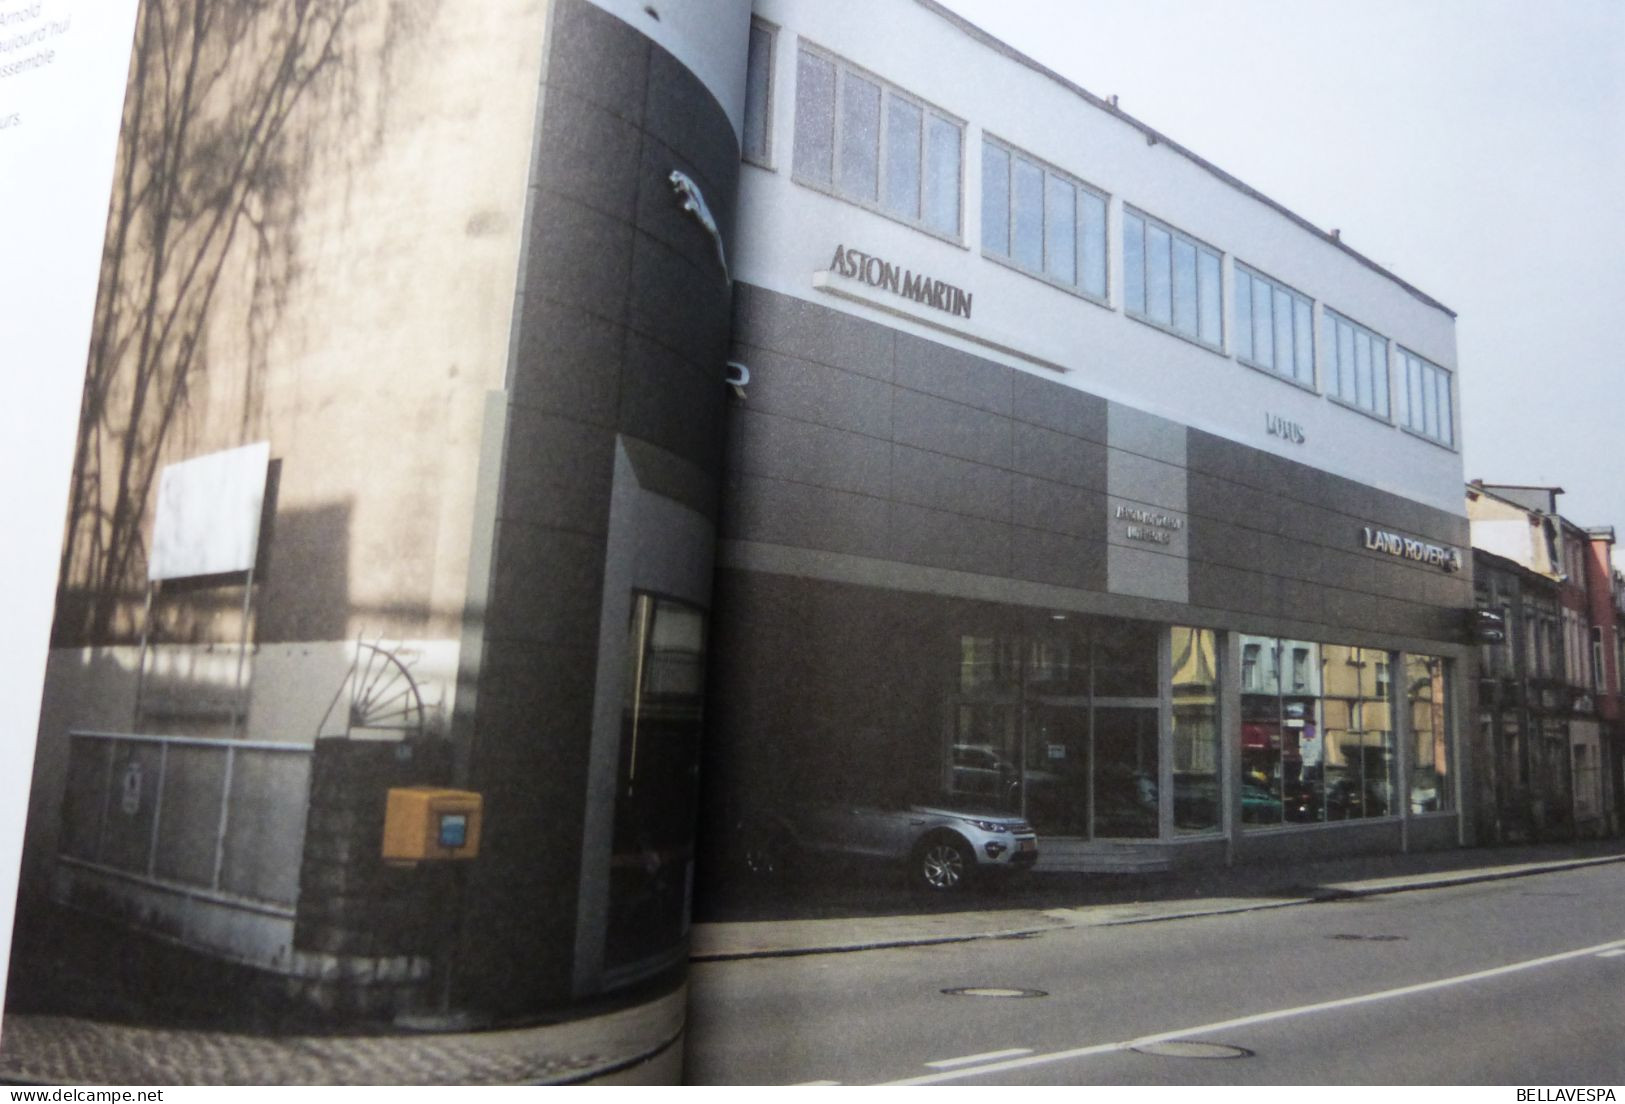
0 990 685 1086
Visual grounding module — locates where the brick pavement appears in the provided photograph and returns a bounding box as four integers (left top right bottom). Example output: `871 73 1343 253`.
0 987 685 1086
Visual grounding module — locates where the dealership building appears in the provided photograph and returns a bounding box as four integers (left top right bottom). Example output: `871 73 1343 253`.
702 0 1473 873
16 0 1472 1025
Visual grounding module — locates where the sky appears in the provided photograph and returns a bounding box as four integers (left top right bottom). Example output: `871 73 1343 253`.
938 0 1625 538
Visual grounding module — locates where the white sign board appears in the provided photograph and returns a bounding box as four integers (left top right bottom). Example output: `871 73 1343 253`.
149 441 272 581
0 0 143 1020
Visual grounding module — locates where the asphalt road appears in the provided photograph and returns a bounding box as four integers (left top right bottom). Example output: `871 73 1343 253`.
684 861 1625 1085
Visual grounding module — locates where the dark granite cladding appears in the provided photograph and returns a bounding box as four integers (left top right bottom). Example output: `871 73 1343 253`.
726 283 1469 645
455 0 738 1015
1187 429 1469 546
727 283 1111 594
1184 427 1472 636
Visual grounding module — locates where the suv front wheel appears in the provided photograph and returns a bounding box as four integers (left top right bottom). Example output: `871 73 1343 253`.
911 834 973 892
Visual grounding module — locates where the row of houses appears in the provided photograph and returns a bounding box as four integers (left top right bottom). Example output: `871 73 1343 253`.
1466 483 1624 843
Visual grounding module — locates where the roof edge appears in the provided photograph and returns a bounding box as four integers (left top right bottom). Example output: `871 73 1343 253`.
915 0 1458 319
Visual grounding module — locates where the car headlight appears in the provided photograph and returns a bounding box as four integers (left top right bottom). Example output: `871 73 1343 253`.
960 818 1009 833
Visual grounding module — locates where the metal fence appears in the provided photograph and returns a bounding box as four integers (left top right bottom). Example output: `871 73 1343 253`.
59 730 312 915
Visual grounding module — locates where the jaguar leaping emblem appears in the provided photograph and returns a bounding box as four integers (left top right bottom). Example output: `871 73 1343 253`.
669 169 729 283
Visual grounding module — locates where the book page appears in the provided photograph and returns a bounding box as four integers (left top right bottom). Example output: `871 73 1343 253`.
0 0 746 1085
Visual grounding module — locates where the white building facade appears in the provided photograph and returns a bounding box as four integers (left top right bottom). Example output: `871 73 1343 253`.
700 0 1473 870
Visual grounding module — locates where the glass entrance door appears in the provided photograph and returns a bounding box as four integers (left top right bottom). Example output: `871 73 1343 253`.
1091 706 1160 838
1024 701 1089 835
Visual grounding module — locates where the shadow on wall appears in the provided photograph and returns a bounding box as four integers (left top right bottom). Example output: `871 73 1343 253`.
52 0 444 649
256 501 355 643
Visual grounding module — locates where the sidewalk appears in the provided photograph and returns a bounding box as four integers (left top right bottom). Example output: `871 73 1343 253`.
690 838 1625 961
0 987 685 1086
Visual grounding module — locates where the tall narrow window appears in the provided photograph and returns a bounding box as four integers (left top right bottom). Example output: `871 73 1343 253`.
884 96 922 219
1172 627 1220 835
1045 174 1077 285
1172 237 1197 334
1123 211 1146 315
1082 192 1108 299
981 142 1010 256
792 50 835 185
1250 278 1273 370
924 116 961 235
1146 223 1172 325
742 21 776 165
1405 654 1451 813
1012 157 1043 271
1198 250 1222 347
837 70 880 202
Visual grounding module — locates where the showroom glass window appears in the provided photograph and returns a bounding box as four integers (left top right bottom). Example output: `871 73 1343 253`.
1399 348 1454 447
742 20 776 165
951 634 1026 814
1241 636 1395 827
946 617 1158 839
1123 208 1222 349
1321 644 1396 822
1323 308 1390 418
793 44 962 238
1234 263 1314 386
981 136 1107 300
1171 627 1220 834
1404 654 1452 813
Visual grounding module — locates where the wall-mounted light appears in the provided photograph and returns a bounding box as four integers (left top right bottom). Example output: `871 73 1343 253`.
725 360 750 401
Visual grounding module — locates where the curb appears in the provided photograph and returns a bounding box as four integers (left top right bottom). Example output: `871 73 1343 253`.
690 922 1067 962
691 852 1625 962
1310 852 1625 900
555 1024 688 1086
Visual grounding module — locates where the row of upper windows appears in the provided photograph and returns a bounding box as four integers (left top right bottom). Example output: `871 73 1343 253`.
740 27 1456 450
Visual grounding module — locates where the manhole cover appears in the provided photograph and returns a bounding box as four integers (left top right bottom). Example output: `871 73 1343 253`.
1132 1041 1253 1060
941 987 1048 999
1327 933 1407 942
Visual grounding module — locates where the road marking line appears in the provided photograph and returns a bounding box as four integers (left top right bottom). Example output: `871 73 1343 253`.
1598 949 1625 958
925 1048 1033 1069
883 935 1625 1085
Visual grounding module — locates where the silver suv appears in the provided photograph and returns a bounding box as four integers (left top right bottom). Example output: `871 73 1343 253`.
745 800 1038 892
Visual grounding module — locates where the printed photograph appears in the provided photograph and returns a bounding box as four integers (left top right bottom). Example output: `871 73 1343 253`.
3 0 1622 1089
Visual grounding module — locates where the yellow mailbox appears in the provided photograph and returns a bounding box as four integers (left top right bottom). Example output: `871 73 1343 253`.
382 787 483 862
